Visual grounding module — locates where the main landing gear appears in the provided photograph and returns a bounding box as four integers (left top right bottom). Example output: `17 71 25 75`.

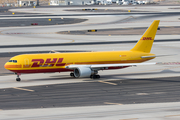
70 72 100 79
16 73 21 82
90 74 100 79
90 70 100 79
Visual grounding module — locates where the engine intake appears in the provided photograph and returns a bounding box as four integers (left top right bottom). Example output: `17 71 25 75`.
74 67 92 78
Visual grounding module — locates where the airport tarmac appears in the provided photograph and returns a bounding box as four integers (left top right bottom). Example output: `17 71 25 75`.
0 5 180 120
1 75 180 110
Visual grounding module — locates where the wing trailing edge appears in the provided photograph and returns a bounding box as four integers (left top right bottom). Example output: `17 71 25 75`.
66 62 157 69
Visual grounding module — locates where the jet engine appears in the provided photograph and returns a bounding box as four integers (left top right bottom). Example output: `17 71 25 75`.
74 67 92 78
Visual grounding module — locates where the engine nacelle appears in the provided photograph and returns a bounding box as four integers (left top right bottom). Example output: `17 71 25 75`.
74 67 92 78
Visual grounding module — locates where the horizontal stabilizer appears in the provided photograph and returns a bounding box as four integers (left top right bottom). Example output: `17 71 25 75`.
141 54 176 59
49 50 60 53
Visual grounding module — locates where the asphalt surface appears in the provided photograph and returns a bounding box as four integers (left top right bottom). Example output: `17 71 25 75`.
0 50 88 57
58 26 180 35
65 9 153 12
0 76 180 110
0 18 87 27
0 12 180 17
0 39 180 49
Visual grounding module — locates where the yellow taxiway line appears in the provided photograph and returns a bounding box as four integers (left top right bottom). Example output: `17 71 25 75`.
165 114 180 117
13 87 34 92
104 102 123 105
99 81 117 85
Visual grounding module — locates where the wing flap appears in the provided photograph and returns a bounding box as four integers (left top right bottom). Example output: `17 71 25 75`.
91 63 156 68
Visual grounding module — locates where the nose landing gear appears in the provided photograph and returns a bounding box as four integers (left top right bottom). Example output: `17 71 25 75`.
16 73 21 81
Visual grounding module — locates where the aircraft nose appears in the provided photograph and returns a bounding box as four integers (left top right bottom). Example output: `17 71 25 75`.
4 62 10 70
4 62 22 70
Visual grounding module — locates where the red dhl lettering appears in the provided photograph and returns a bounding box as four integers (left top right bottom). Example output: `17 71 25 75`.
31 58 65 67
140 37 153 40
44 58 57 66
56 58 66 66
31 59 44 67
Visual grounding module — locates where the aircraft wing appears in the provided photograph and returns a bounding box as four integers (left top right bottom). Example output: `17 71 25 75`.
66 62 156 69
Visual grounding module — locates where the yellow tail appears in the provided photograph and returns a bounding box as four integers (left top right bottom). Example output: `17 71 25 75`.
131 20 160 53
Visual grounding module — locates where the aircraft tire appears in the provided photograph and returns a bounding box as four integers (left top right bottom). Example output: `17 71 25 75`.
70 73 75 77
90 75 100 79
16 78 21 81
90 75 93 79
96 75 100 79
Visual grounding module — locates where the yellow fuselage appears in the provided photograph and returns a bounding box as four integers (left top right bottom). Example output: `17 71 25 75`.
4 50 155 73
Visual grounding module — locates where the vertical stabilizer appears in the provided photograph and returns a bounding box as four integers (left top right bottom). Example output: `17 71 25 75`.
131 20 160 53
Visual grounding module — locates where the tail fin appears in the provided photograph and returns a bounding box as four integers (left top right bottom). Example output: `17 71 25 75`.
131 20 160 53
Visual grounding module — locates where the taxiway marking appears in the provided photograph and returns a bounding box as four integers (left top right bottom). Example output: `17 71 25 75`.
99 81 117 85
104 102 122 105
165 114 180 117
13 87 34 92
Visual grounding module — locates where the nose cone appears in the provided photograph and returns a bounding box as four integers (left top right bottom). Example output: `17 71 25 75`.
4 62 22 70
4 62 13 70
4 62 9 70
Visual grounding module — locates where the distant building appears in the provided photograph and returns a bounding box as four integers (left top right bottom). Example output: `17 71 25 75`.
50 0 94 5
17 0 35 6
119 0 135 2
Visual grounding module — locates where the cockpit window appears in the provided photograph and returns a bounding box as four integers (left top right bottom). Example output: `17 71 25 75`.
9 60 17 63
13 60 17 63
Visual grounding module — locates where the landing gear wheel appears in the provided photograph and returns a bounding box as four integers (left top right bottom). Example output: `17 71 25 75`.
90 75 100 79
70 73 75 77
16 78 21 81
96 75 100 79
90 75 93 79
16 73 21 82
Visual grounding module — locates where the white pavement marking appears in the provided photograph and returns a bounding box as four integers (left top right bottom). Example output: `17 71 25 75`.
104 102 123 105
13 87 34 92
99 81 117 85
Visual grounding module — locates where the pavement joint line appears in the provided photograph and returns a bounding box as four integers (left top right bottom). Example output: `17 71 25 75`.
120 118 138 120
165 114 180 117
104 102 123 105
99 81 117 85
13 87 34 92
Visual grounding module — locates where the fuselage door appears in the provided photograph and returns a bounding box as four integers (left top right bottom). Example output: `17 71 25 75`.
24 58 30 68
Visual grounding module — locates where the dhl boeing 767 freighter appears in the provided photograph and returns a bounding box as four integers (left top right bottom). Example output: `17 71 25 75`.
4 20 160 81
